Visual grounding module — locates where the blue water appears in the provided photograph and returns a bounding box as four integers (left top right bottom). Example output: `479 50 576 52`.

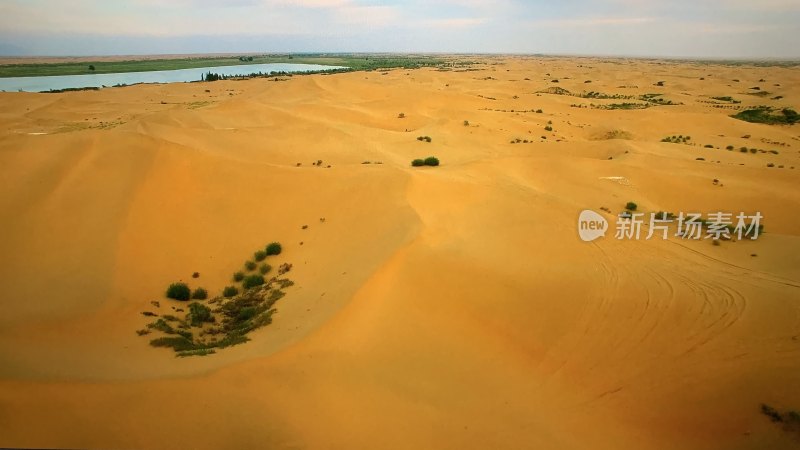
0 63 347 93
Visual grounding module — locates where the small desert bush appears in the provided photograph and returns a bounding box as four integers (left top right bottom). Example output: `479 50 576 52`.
188 302 214 327
254 250 267 262
191 288 208 300
242 274 265 290
411 159 425 167
245 260 257 271
265 242 282 256
625 202 638 211
166 282 191 301
223 286 239 298
424 156 440 167
233 271 245 282
761 404 783 422
726 145 734 150
463 120 470 126
259 264 272 275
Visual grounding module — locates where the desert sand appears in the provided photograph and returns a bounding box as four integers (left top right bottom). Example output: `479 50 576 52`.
1 56 799 449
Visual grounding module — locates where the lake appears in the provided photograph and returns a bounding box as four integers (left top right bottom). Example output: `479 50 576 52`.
0 63 347 93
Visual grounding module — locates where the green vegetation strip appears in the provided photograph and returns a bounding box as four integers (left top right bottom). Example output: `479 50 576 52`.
732 107 799 125
0 54 448 78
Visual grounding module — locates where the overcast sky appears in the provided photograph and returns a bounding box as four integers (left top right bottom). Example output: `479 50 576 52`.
1 0 798 58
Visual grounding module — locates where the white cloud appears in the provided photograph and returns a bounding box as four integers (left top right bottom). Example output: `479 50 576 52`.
417 18 487 27
533 16 656 27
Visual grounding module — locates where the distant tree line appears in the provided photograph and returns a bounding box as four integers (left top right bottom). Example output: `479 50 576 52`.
201 67 352 82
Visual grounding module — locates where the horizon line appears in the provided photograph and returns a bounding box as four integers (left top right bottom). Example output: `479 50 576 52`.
2 51 799 63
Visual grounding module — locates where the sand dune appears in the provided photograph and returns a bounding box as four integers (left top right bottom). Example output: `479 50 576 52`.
1 57 799 449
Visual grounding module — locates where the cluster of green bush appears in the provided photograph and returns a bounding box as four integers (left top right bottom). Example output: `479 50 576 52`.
224 242 282 296
661 135 691 144
592 102 651 110
416 136 432 143
733 107 799 125
718 145 779 155
510 138 532 144
711 96 741 104
411 157 440 167
146 241 295 357
166 283 208 301
580 91 635 100
164 242 282 302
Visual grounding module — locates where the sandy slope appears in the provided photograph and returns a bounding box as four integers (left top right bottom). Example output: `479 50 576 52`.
0 57 799 449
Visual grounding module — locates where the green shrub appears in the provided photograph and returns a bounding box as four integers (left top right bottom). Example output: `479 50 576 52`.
223 286 239 298
245 260 257 271
411 159 425 167
704 144 714 148
265 242 282 256
177 349 216 357
233 271 245 282
242 274 265 289
259 264 272 275
237 306 258 322
254 250 267 262
187 302 213 327
544 125 553 132
625 202 638 211
726 145 734 150
463 120 470 126
424 156 440 166
166 282 191 301
150 336 196 352
761 404 783 422
191 288 208 300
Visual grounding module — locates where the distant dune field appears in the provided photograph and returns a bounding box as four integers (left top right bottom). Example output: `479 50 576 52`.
1 57 799 449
